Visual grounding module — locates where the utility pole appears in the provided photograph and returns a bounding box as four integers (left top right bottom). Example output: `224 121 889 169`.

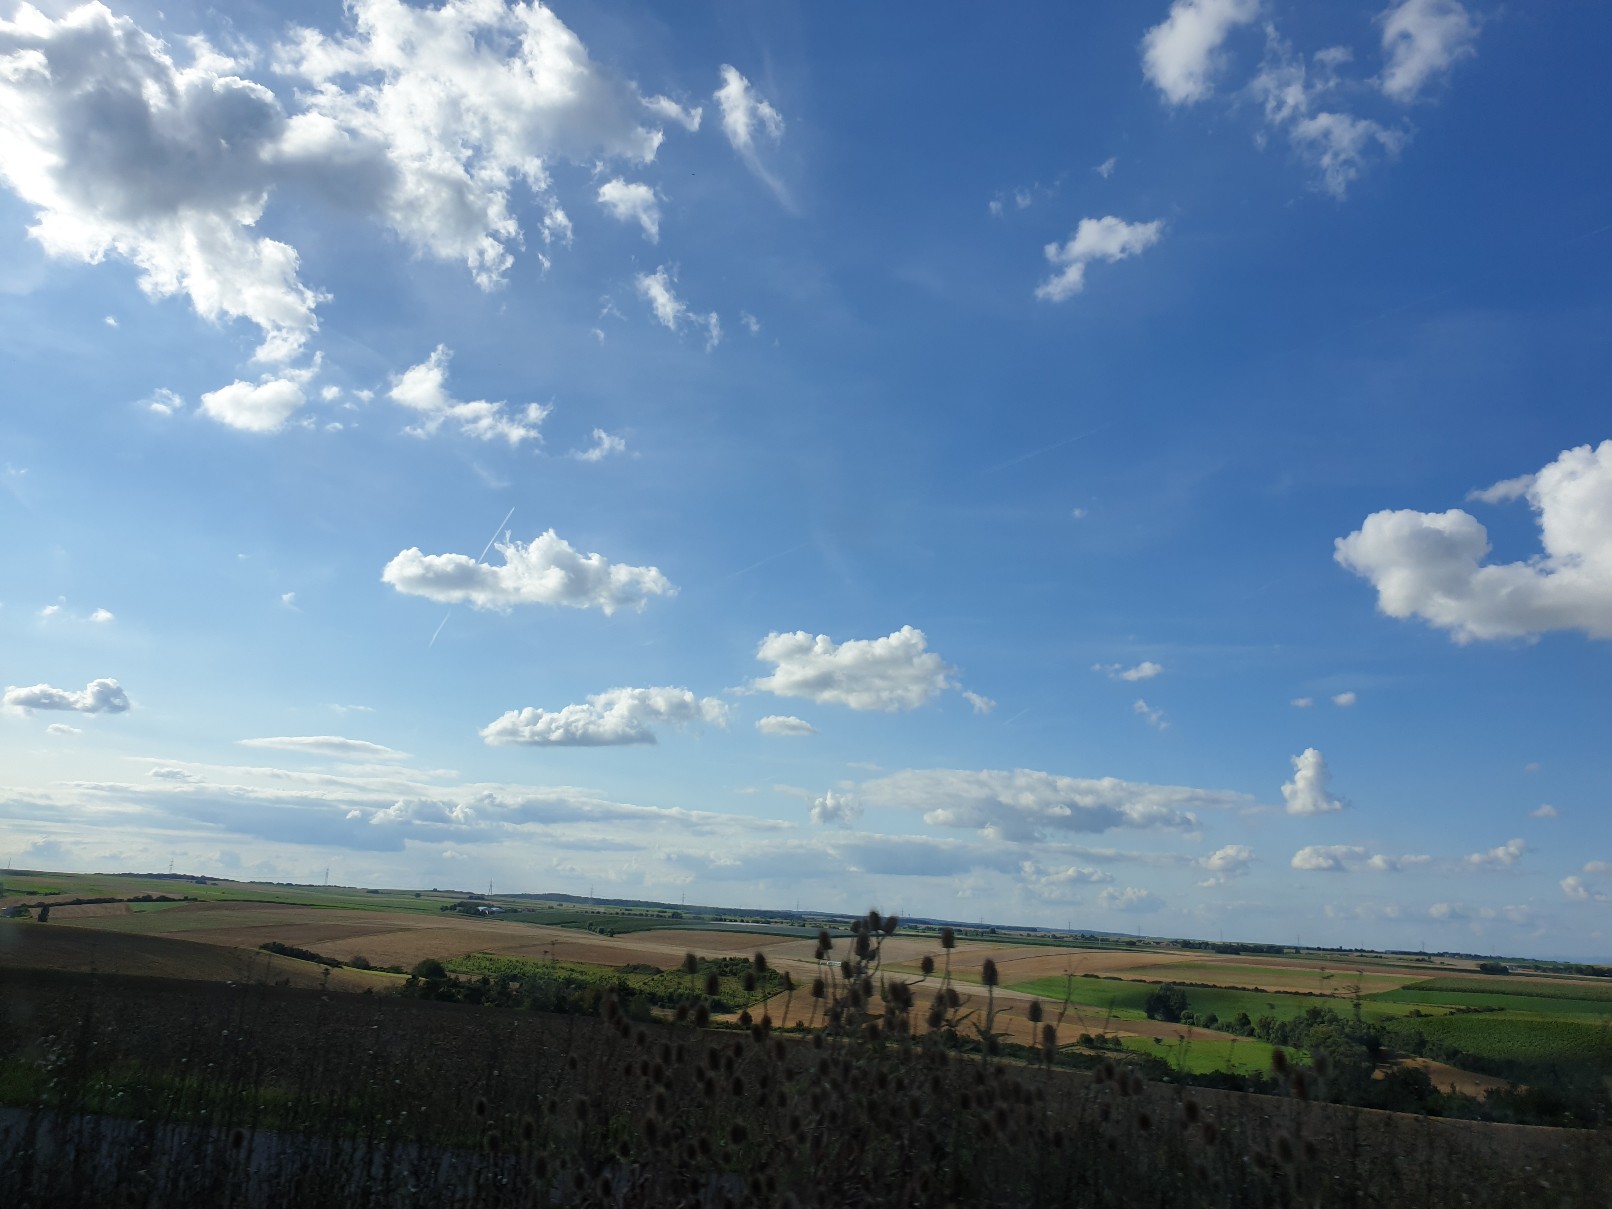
324 866 330 887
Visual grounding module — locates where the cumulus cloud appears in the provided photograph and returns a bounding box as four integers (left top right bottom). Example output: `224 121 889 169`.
1291 844 1427 872
569 428 627 462
756 715 818 737
751 626 957 712
962 690 997 715
857 767 1243 842
46 722 81 736
0 3 324 360
382 529 674 615
1465 837 1526 869
149 767 199 781
1099 885 1163 913
1336 442 1612 642
1331 691 1357 707
635 266 720 349
1199 843 1254 885
3 677 129 714
388 346 549 445
480 687 727 747
1140 0 1261 105
1020 860 1115 901
1531 803 1558 819
1291 696 1314 708
1378 0 1480 102
89 608 114 623
809 790 861 828
1035 216 1163 302
200 377 307 433
1095 660 1164 682
596 178 660 242
1561 876 1611 905
274 0 677 285
0 2 698 365
237 736 408 759
713 64 786 202
1281 747 1346 815
1292 844 1365 872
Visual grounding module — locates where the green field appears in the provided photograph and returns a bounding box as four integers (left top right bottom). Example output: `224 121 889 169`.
1393 1012 1612 1069
1013 974 1425 1029
1384 976 1612 1003
1120 1034 1291 1075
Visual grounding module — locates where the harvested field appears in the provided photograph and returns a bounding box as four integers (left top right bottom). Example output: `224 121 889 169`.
1393 1057 1511 1099
0 921 393 992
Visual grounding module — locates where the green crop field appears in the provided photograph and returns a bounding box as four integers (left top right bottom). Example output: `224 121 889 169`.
1392 1012 1612 1070
1384 976 1612 1003
1013 974 1426 1029
1120 1034 1292 1075
1371 988 1612 1017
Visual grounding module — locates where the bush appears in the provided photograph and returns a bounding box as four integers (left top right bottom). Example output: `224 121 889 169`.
411 958 447 980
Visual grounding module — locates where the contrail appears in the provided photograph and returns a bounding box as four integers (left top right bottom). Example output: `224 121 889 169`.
428 506 515 648
980 424 1109 475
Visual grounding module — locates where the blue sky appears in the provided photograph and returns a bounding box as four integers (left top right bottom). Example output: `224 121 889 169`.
2 0 1609 957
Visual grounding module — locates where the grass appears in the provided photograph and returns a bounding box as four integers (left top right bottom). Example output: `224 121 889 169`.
1012 974 1429 1028
1120 1034 1292 1075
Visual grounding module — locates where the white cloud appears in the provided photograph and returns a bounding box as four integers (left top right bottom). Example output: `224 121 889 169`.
751 625 957 712
1465 837 1526 869
1020 860 1115 901
200 377 307 433
1281 747 1346 815
37 604 60 618
756 715 818 737
0 2 699 365
1335 441 1612 642
1291 844 1364 872
713 64 786 202
1035 216 1164 302
382 529 674 615
45 722 80 736
146 388 183 417
962 690 997 714
388 346 549 445
89 608 114 624
238 736 408 759
642 94 701 132
1531 803 1559 819
1468 473 1533 505
1291 696 1314 708
569 428 627 462
1199 843 1254 884
635 266 721 349
1095 660 1164 682
279 591 299 610
1561 876 1610 905
809 790 861 828
481 687 727 747
0 4 325 361
275 0 675 287
1331 690 1357 707
3 677 129 714
1096 157 1117 178
149 767 198 781
1133 698 1168 730
1379 0 1480 102
1287 110 1407 199
857 767 1241 842
740 311 761 334
1140 0 1261 105
596 178 660 242
1100 885 1163 913
1249 33 1408 198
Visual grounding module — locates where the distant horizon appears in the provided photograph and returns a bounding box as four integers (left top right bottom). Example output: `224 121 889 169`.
7 864 1596 967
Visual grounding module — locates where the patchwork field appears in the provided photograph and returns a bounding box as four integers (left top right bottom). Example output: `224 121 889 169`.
8 871 1611 1095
